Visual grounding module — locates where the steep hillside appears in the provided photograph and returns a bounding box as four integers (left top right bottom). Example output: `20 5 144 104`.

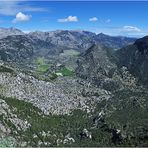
76 44 120 91
0 35 34 62
0 34 61 62
75 43 148 147
116 36 148 85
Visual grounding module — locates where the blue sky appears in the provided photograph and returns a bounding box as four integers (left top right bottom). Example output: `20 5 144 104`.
0 1 148 37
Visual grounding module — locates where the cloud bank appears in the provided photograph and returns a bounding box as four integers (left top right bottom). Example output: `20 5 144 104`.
58 16 78 22
123 26 141 32
90 25 148 37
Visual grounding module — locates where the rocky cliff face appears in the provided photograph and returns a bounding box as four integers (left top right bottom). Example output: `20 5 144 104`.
76 44 121 91
116 35 148 85
0 35 34 62
29 30 95 52
0 34 61 62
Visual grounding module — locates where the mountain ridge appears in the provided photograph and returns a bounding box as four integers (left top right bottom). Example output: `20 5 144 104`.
0 27 148 147
0 27 137 63
116 35 148 85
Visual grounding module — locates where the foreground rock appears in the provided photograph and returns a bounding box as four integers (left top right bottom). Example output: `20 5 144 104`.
0 65 111 115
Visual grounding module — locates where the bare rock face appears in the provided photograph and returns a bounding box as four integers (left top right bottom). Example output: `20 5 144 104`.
0 67 110 115
76 44 139 92
0 72 78 115
76 44 118 90
0 27 24 39
0 35 34 62
29 30 95 52
116 35 148 85
76 44 116 80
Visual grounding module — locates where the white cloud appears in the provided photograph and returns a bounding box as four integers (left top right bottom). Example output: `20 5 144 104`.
0 1 46 16
89 26 148 37
58 16 78 22
12 12 31 23
89 17 98 22
120 26 148 37
123 26 141 32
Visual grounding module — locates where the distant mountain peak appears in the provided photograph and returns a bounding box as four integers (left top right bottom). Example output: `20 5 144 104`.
0 27 24 39
134 35 148 54
98 32 107 36
0 27 22 32
94 32 136 49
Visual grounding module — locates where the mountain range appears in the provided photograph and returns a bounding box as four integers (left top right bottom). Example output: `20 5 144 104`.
0 28 136 62
0 27 147 147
